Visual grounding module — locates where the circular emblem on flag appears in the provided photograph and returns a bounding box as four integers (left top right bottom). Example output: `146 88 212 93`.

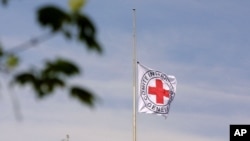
140 70 175 114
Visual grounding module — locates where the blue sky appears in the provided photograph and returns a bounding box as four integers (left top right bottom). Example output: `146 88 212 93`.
1 0 250 141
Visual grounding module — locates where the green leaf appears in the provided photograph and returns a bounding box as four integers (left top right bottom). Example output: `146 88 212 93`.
76 14 102 53
70 86 95 107
13 58 82 99
6 54 19 69
37 5 103 54
38 77 65 96
68 0 87 12
37 5 70 32
14 73 37 85
42 59 80 77
14 72 65 98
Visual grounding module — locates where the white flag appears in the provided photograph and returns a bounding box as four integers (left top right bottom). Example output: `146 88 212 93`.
137 62 177 118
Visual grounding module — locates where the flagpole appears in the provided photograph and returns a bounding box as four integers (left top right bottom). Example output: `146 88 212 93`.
132 8 137 141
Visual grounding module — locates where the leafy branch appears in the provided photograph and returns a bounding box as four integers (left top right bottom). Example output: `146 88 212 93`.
12 58 96 107
0 1 102 108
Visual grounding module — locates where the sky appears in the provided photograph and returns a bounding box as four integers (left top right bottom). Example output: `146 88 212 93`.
1 0 250 141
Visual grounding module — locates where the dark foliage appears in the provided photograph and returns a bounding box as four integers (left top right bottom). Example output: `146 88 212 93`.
13 58 96 107
1 2 103 108
38 6 71 32
37 5 102 53
70 86 96 107
1 0 8 5
42 59 80 77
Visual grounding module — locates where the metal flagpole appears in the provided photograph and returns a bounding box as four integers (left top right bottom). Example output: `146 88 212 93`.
132 8 137 141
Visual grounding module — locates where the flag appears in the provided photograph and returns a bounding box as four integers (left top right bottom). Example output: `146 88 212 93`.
137 62 177 118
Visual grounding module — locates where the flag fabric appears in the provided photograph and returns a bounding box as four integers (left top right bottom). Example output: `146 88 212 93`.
137 62 177 118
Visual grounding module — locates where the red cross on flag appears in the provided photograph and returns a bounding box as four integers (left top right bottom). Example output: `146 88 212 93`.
137 62 177 118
